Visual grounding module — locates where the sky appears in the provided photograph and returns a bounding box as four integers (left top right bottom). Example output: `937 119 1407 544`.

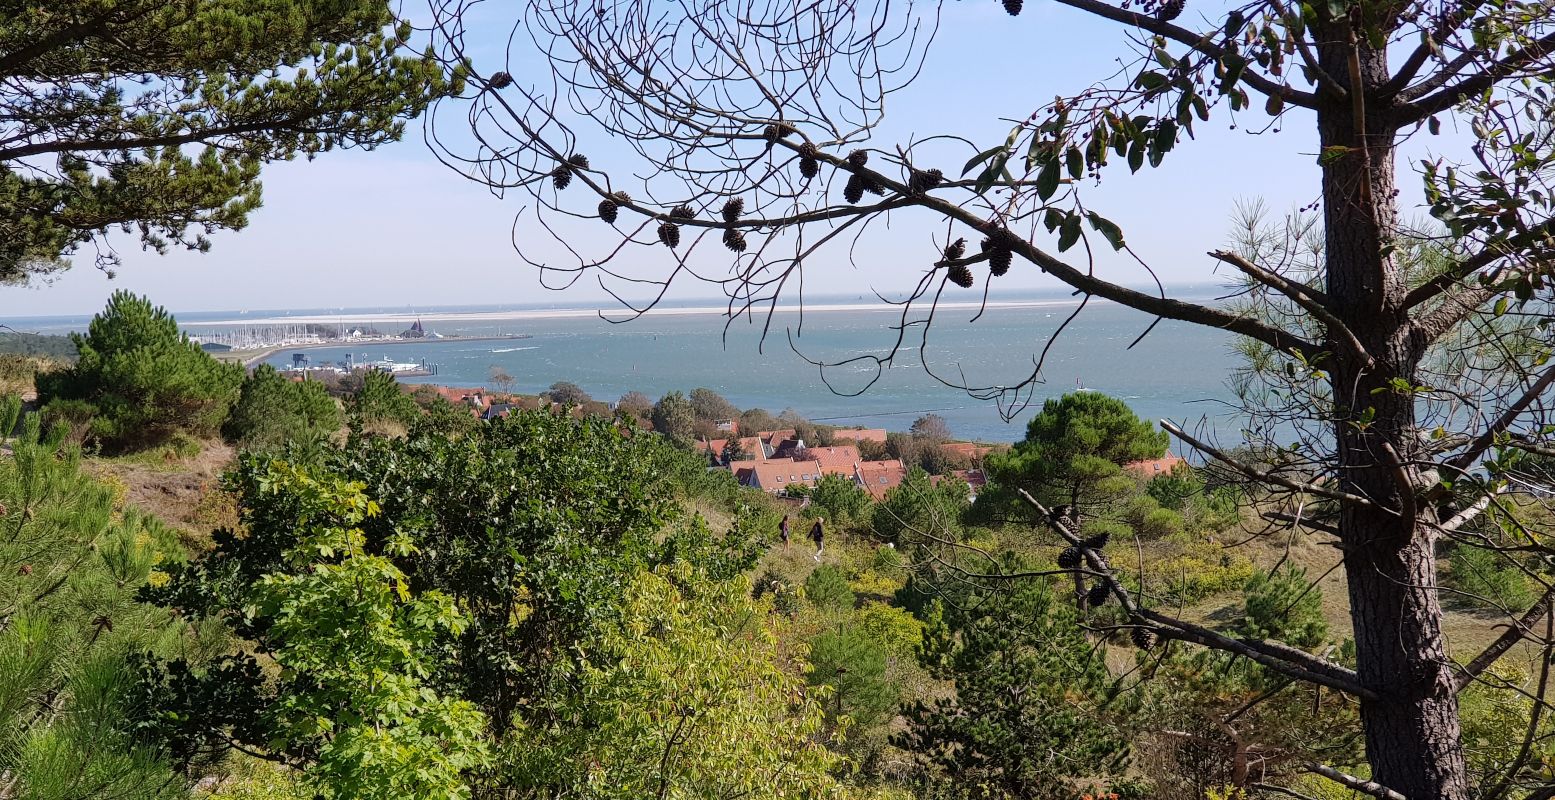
3 0 1463 318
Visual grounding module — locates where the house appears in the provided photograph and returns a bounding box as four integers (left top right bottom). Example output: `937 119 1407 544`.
940 441 1002 464
715 419 739 434
702 438 730 465
804 445 863 477
854 459 908 500
1123 454 1185 479
832 428 887 444
769 437 806 459
483 402 516 420
741 457 825 494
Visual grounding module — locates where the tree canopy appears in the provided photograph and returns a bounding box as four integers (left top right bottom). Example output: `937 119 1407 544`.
36 290 242 451
0 0 455 284
421 0 1555 793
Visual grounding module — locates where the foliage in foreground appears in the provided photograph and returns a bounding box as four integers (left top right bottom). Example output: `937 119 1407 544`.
137 408 849 797
0 396 216 799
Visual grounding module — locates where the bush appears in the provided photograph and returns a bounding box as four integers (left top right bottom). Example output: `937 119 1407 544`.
805 563 857 611
807 623 897 729
223 365 341 449
809 473 873 525
1449 543 1534 610
348 369 418 426
1242 565 1328 648
855 601 925 659
36 291 242 452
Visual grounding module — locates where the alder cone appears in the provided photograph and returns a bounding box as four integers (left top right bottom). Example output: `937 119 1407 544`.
1131 627 1157 650
658 222 681 248
943 238 966 262
551 166 572 190
843 174 865 204
598 198 619 223
1003 0 1023 14
721 197 744 223
908 168 944 194
947 264 974 288
988 246 1013 276
722 227 747 252
1081 531 1110 550
1087 583 1109 607
568 153 590 169
800 156 819 179
488 71 513 88
670 204 695 220
847 149 869 168
1057 546 1081 569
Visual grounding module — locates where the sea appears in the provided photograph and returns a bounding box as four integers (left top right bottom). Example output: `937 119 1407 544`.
9 288 1249 444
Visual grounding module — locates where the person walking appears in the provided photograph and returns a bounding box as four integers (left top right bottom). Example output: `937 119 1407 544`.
810 516 825 562
779 514 791 550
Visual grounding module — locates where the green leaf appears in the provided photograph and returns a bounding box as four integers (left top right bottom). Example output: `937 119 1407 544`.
1135 71 1170 92
1058 214 1082 252
1065 146 1084 180
1036 157 1061 200
1494 297 1509 317
962 145 1008 177
1085 212 1126 250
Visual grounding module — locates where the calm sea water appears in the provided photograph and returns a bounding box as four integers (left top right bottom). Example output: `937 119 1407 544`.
8 290 1247 443
261 302 1241 443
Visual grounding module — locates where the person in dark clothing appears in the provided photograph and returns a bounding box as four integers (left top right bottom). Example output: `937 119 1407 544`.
779 515 791 550
810 517 825 561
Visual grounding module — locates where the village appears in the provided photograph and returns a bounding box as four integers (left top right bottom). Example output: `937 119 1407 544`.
402 381 1185 503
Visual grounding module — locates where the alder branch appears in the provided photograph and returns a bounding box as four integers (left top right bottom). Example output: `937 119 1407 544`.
1015 489 1375 700
1396 30 1555 124
1443 361 1555 474
1304 762 1408 800
1050 0 1320 108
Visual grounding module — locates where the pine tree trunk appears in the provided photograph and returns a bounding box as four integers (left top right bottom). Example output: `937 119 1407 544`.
1317 26 1470 800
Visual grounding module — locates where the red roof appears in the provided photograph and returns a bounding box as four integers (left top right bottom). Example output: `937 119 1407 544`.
832 428 887 444
746 457 823 493
940 442 1001 462
1123 454 1185 478
758 429 797 446
855 459 907 500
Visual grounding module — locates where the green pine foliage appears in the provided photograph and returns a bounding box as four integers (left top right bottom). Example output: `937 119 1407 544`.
981 391 1166 525
0 1 456 284
348 369 419 427
223 365 342 449
1241 565 1329 648
896 577 1131 798
871 468 969 544
651 390 697 446
36 291 242 452
809 473 874 527
1448 542 1535 611
807 623 898 730
0 397 218 799
805 564 858 612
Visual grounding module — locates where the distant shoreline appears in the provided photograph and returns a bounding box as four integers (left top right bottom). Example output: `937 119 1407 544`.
194 298 1104 328
233 335 532 367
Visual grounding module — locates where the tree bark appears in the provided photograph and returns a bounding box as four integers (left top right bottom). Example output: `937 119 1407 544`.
1317 24 1470 800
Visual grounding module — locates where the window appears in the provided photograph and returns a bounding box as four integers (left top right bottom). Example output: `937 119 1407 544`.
776 476 784 482
879 477 888 484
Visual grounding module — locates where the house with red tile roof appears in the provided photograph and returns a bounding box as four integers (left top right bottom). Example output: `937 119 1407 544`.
1123 454 1185 479
854 459 908 500
742 457 825 494
940 441 1004 464
832 428 887 444
805 445 862 476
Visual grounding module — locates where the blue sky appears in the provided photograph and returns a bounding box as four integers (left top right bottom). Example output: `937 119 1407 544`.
4 0 1461 317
